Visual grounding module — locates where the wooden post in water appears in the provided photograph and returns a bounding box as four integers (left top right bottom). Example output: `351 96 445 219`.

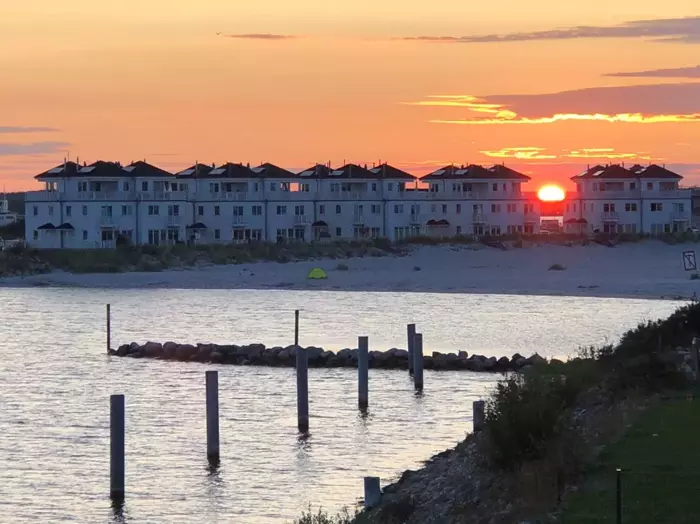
692 337 700 387
206 371 220 464
106 304 111 354
358 336 369 410
413 333 424 391
407 323 416 375
364 476 381 508
473 400 485 432
297 346 309 433
110 394 125 500
294 309 300 346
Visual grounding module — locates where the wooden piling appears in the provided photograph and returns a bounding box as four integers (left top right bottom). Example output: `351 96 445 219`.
110 394 125 500
364 476 381 508
358 336 369 410
473 400 485 432
106 304 111 354
413 333 424 391
297 346 309 433
206 371 220 463
407 323 416 375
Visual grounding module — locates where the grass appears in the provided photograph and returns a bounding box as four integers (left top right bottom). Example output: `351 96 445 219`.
559 399 700 523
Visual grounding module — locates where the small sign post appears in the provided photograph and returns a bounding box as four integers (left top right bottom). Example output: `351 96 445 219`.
683 250 697 272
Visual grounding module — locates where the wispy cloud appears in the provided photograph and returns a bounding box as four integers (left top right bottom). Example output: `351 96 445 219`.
400 16 700 44
481 147 655 161
406 84 700 125
218 33 298 40
0 141 70 156
606 65 700 78
0 126 58 134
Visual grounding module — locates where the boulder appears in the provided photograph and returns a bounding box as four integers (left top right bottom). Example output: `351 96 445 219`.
210 351 224 363
496 356 511 371
389 348 409 359
278 349 290 361
142 341 163 358
528 353 547 366
175 344 197 360
116 344 131 357
163 341 179 358
466 358 485 372
458 351 469 360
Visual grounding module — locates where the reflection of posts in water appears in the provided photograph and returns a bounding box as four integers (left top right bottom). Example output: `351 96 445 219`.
206 371 220 464
364 476 381 508
413 333 424 391
407 323 416 375
110 394 125 500
358 336 369 410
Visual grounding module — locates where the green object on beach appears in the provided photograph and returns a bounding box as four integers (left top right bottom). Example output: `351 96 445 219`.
307 268 328 279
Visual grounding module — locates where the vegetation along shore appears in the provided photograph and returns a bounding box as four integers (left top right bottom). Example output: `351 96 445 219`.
293 302 700 523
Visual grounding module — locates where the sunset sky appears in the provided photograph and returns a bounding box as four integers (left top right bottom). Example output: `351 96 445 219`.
2 1 700 191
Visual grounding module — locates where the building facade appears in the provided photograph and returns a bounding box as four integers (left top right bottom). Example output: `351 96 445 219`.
563 164 692 235
24 160 540 248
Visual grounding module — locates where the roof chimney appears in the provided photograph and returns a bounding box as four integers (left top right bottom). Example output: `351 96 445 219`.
246 162 250 168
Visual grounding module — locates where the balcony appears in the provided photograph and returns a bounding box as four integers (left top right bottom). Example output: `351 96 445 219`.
167 214 183 227
99 214 115 228
138 191 187 201
353 212 365 224
211 192 250 201
410 213 422 224
294 215 309 226
232 215 247 226
524 212 539 223
25 191 60 202
472 213 486 224
671 211 690 222
602 212 619 222
78 191 134 201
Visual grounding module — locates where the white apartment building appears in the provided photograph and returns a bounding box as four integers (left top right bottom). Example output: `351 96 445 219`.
0 197 19 227
24 159 540 248
563 164 692 235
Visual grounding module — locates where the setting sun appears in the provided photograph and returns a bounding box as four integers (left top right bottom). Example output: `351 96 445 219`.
537 184 566 202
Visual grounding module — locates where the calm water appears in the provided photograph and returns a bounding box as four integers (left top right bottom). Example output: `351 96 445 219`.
0 289 683 523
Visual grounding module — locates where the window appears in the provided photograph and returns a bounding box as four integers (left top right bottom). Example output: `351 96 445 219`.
442 204 447 214
294 205 305 215
647 182 653 190
630 183 636 190
336 227 342 236
371 204 380 214
82 231 88 240
121 205 133 216
370 227 381 237
269 183 276 192
431 204 437 213
318 205 325 215
603 203 616 212
252 205 262 216
394 204 404 214
214 229 220 240
491 204 501 213
625 203 638 212
456 226 462 235
101 205 113 217
371 183 377 192
456 204 461 214
168 205 180 216
48 205 54 216
387 183 394 192
123 182 130 191
651 203 663 212
214 206 220 216
429 184 439 193
300 183 310 192
33 230 38 240
82 205 88 216
78 182 88 192
678 203 686 212
65 205 72 217
198 206 204 216
507 203 516 213
148 205 160 215
492 183 498 192
33 205 38 216
336 205 342 214
142 181 148 191
277 205 287 215
233 206 243 216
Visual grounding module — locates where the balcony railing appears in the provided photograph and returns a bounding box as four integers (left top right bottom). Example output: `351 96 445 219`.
232 215 247 226
410 213 422 224
294 215 309 226
99 214 115 227
353 212 365 224
671 211 690 221
524 211 539 223
138 191 187 201
472 213 487 223
602 212 619 222
25 191 60 202
167 214 183 227
77 191 134 201
209 192 251 201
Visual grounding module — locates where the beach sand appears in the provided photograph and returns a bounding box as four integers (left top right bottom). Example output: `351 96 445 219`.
2 241 699 299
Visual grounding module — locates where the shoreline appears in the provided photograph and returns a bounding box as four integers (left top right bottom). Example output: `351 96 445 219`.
1 242 699 301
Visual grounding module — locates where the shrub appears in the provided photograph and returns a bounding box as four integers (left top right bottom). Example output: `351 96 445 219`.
548 263 566 271
691 273 700 280
336 263 349 271
413 266 421 271
294 507 360 524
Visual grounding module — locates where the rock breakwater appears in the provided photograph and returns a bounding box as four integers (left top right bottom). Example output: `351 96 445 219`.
110 341 551 372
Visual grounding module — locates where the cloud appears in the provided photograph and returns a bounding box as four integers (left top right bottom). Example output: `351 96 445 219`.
406 83 700 125
481 147 655 161
400 16 700 44
606 65 700 78
218 33 298 40
0 126 58 133
0 141 71 156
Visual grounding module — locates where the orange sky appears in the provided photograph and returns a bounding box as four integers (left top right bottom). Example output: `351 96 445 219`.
2 1 700 191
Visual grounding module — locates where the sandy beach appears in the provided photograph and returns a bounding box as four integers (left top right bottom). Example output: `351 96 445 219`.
1 241 699 299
